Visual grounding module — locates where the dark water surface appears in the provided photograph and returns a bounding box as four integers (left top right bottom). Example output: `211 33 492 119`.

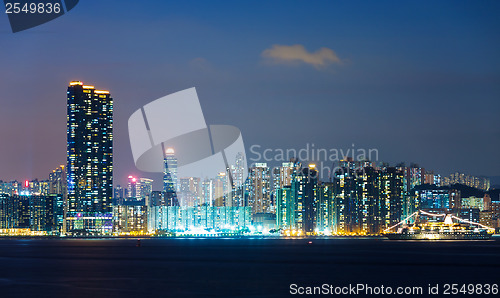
0 238 499 297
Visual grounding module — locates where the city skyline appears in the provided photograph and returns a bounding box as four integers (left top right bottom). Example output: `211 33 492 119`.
1 1 499 188
0 79 497 189
1 2 499 297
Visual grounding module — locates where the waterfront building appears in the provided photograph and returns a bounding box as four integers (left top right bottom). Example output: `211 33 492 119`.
355 166 381 234
253 212 276 232
333 159 358 234
291 165 318 234
276 186 293 230
379 167 405 229
0 194 63 234
315 182 335 234
66 81 113 234
113 201 147 234
147 206 251 233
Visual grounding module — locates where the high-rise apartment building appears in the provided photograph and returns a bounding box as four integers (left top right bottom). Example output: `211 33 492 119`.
66 81 113 234
379 167 405 230
247 163 271 214
49 165 66 195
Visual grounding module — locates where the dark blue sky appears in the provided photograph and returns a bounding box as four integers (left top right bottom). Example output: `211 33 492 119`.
0 1 499 189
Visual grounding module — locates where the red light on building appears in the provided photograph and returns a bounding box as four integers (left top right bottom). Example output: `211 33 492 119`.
25 180 29 188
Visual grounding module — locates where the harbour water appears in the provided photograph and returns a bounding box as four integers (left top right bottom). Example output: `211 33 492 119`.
0 237 499 297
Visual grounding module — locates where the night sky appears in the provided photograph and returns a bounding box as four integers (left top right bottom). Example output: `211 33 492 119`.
0 1 499 190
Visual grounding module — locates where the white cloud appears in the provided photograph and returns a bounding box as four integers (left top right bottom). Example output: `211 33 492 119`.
261 44 341 68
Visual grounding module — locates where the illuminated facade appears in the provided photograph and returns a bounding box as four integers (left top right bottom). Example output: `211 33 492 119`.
66 81 113 233
229 152 247 207
113 203 147 233
416 188 450 209
127 175 138 198
355 166 380 234
442 172 490 191
49 165 66 195
247 163 271 214
178 177 201 207
163 148 178 206
113 185 125 205
399 165 425 193
315 182 335 234
461 196 485 210
148 206 251 232
333 160 358 234
0 194 63 234
276 186 293 229
65 213 113 236
379 167 404 230
139 178 154 206
0 181 19 196
332 161 407 234
287 165 318 234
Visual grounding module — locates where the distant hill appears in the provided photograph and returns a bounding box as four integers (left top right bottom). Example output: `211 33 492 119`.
449 184 485 198
487 189 500 202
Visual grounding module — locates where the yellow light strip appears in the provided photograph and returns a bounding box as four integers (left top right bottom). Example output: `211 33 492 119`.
83 85 95 89
69 81 83 86
95 90 110 94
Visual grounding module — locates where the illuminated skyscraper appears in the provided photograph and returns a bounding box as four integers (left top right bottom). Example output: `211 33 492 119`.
49 165 66 195
125 176 153 205
114 185 124 205
379 167 404 230
178 177 201 207
355 166 381 234
66 81 113 223
316 182 335 234
127 176 138 199
276 186 293 230
163 148 178 206
214 172 229 207
333 159 358 234
139 178 154 205
291 165 318 234
247 163 271 214
229 152 246 207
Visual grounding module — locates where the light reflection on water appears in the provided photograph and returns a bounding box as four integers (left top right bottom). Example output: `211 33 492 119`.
0 238 498 297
